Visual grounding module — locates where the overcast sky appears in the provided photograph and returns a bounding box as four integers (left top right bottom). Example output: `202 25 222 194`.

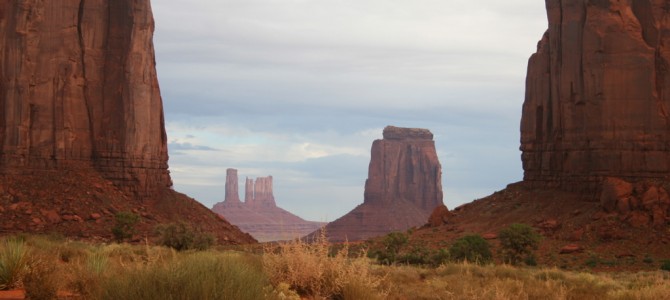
151 0 548 222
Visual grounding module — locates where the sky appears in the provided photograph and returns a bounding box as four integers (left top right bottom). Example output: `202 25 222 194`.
151 0 548 222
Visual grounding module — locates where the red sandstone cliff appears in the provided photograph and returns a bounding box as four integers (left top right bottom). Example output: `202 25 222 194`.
521 0 670 192
212 169 325 242
520 0 670 227
314 126 444 242
0 1 255 244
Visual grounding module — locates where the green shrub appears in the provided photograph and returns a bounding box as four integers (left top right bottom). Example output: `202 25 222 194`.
111 212 140 242
0 238 30 290
661 260 670 271
99 252 268 300
498 223 542 265
155 222 215 251
372 232 408 265
449 235 492 264
429 248 451 267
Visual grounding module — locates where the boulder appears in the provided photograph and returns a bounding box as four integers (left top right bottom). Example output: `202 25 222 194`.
428 204 451 227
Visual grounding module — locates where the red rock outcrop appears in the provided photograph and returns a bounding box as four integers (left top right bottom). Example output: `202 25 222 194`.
212 170 325 242
224 169 242 203
247 176 276 208
314 126 444 242
0 1 255 244
0 0 170 197
521 0 670 194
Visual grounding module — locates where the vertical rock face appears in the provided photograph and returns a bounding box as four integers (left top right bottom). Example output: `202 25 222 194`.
224 169 241 203
250 176 276 208
0 1 257 244
244 177 253 203
364 126 443 211
0 0 170 197
315 126 444 242
212 171 325 242
521 0 670 193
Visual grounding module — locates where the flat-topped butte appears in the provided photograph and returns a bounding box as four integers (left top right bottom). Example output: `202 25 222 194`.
383 126 433 140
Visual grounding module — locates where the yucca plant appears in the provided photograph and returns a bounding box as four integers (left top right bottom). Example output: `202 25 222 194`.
0 238 30 290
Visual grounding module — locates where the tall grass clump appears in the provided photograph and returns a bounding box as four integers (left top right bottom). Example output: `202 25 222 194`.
99 251 268 300
0 237 30 290
263 230 385 299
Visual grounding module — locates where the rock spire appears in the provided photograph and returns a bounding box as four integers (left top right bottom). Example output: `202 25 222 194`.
314 126 444 242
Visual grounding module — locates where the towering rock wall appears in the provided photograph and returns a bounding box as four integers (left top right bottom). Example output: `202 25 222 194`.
0 0 170 197
364 126 443 211
0 1 256 244
250 176 276 208
244 177 253 203
316 126 444 242
521 0 670 193
224 169 241 203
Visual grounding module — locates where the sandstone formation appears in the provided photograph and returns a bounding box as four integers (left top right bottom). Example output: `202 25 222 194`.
212 170 325 242
224 169 242 203
0 0 170 197
521 0 670 193
314 126 444 242
0 1 255 244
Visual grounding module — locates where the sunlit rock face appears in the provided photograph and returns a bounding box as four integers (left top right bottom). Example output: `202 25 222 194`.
0 0 170 197
314 126 444 242
521 0 670 194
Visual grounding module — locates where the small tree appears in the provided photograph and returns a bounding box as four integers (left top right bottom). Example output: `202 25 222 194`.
372 232 408 265
155 222 215 251
449 235 492 264
498 223 542 265
111 212 140 242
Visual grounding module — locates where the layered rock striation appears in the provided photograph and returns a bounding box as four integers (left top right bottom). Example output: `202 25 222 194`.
521 0 670 194
315 126 444 242
0 1 255 244
0 0 170 197
212 169 325 242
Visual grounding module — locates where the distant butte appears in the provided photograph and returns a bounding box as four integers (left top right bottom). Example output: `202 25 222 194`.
212 169 325 242
312 126 444 242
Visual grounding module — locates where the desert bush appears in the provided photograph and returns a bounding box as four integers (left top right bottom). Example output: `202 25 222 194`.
155 222 215 251
112 211 140 242
498 223 542 265
661 259 670 271
263 230 384 299
373 232 409 265
0 237 30 290
449 234 492 264
23 257 60 300
99 251 268 300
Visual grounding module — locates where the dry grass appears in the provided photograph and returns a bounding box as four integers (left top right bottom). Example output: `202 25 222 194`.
263 230 386 299
1 234 669 299
382 263 670 300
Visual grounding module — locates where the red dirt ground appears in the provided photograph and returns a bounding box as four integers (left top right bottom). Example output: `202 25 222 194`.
0 168 255 245
407 182 670 271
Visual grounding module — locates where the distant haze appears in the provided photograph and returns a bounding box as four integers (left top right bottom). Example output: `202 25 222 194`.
152 0 548 221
